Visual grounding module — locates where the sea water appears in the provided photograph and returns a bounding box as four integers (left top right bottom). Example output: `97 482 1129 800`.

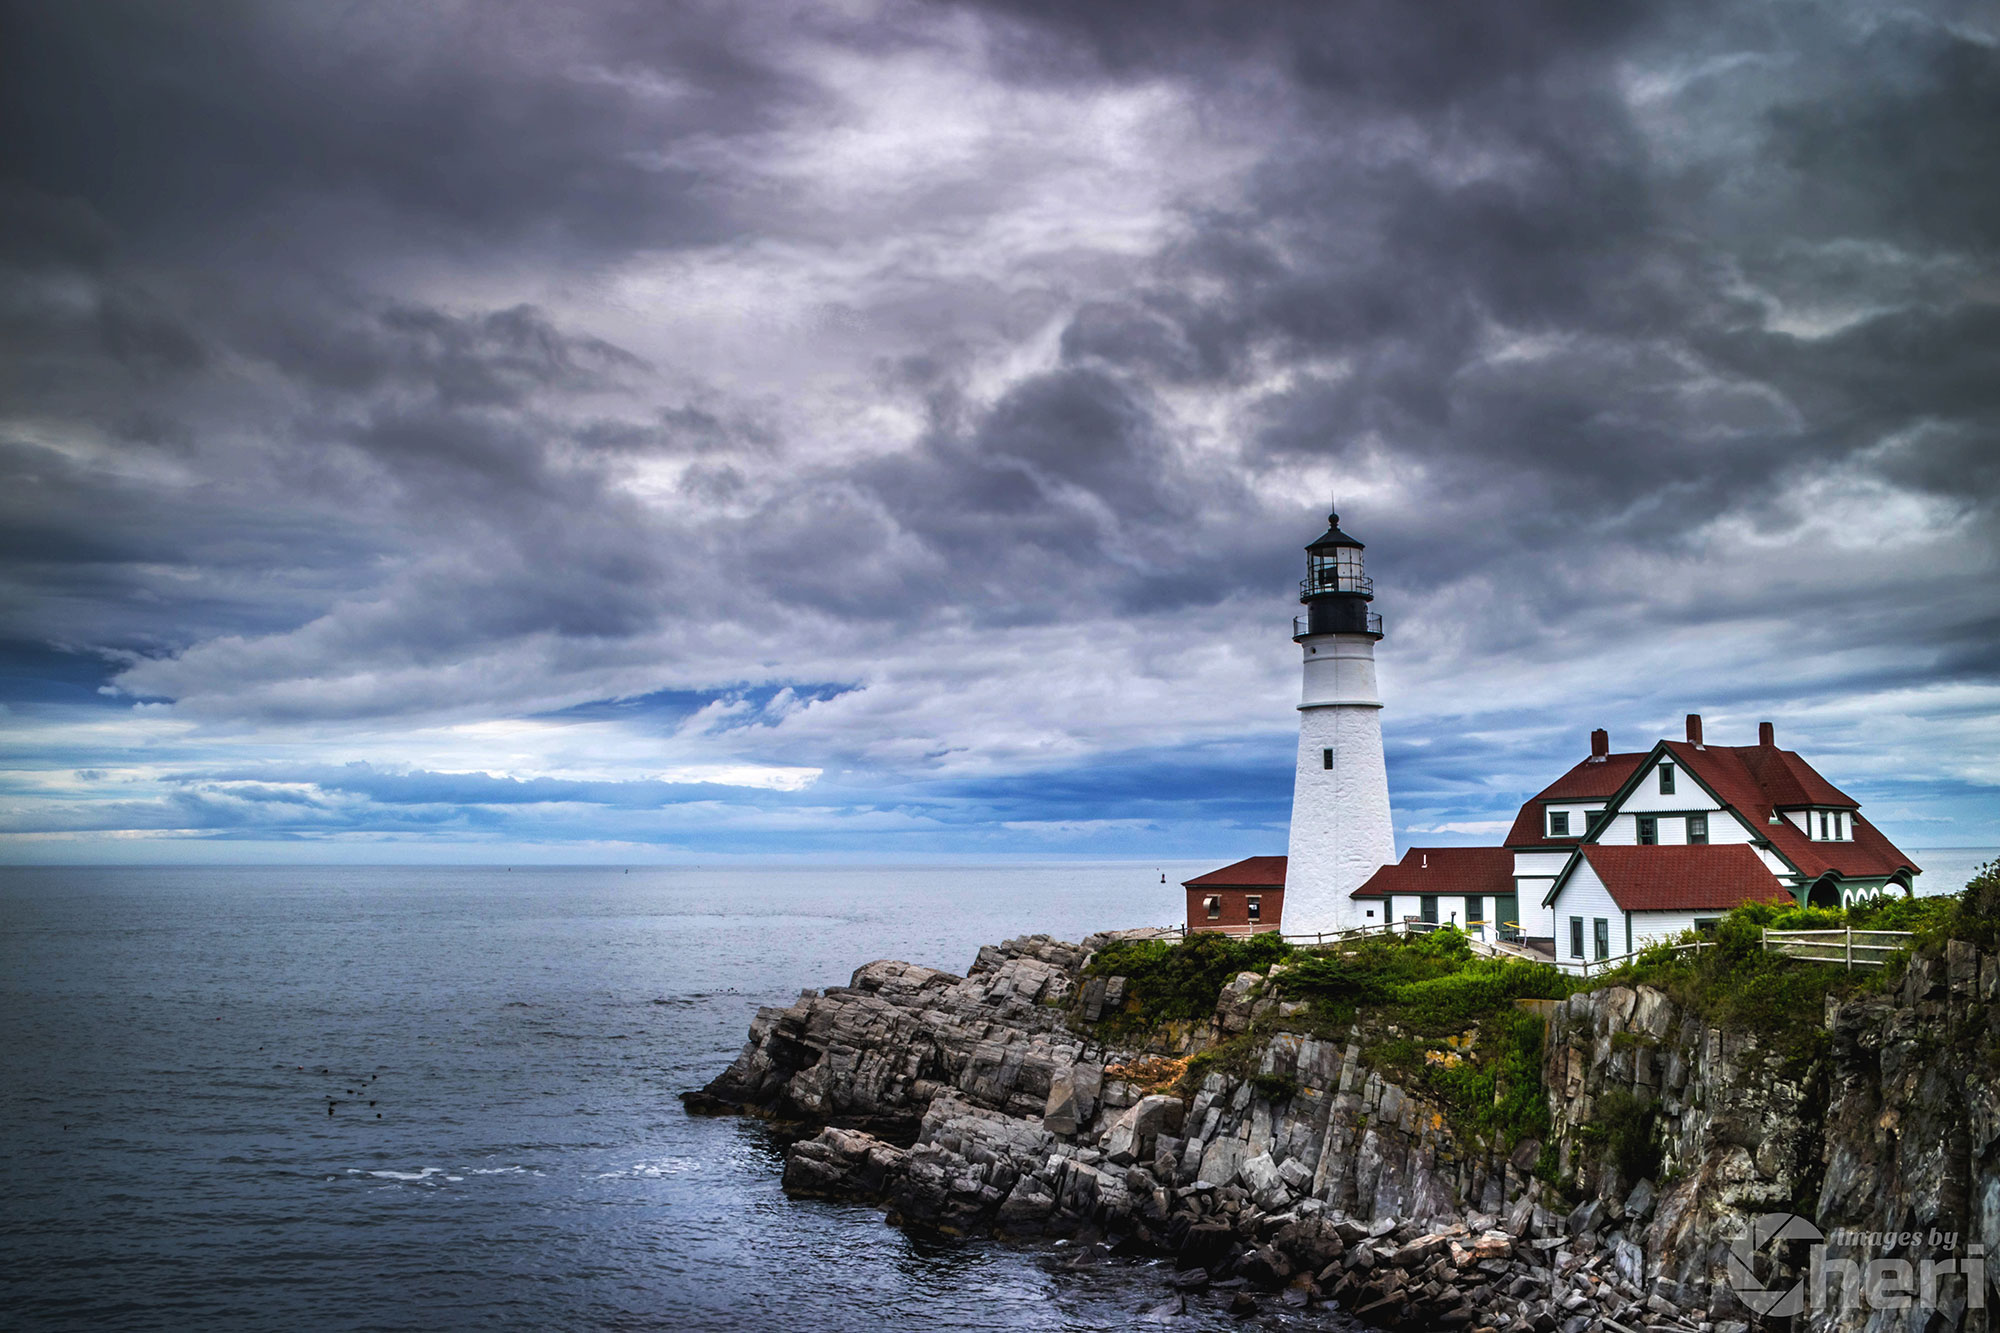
0 863 1325 1331
3 854 1989 1330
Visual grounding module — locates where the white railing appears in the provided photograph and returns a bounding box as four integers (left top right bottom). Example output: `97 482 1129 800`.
1567 939 1715 977
1276 918 1552 964
1762 927 1913 969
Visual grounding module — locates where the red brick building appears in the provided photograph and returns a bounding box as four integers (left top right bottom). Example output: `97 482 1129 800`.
1183 856 1287 935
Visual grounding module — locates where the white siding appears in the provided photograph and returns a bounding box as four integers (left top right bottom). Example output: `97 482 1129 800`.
1629 910 1716 949
1621 761 1721 813
1598 813 1638 845
1515 879 1558 941
1513 851 1571 876
1549 859 1625 974
1784 809 1810 834
1705 814 1752 845
1539 803 1605 837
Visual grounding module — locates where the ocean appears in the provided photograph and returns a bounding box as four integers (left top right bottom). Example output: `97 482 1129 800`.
3 854 1990 1330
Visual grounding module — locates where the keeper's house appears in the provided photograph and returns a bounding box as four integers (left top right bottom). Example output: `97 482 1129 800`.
1183 856 1287 936
1362 714 1921 972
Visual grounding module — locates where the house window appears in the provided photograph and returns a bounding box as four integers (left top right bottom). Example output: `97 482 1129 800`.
1246 896 1262 922
1692 917 1720 935
1688 813 1708 844
1819 811 1830 840
1465 896 1484 924
1569 917 1584 958
1322 748 1333 770
1548 810 1570 837
1594 918 1610 960
1638 816 1658 845
1205 895 1221 921
1420 895 1438 925
1659 764 1675 795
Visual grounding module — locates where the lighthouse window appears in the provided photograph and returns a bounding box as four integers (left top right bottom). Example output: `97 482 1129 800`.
1547 810 1570 837
1204 895 1221 920
1246 896 1262 922
1638 816 1658 845
1322 748 1333 770
1688 813 1708 844
1659 764 1675 795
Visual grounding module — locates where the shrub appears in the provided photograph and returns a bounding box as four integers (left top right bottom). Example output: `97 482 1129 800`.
1086 931 1292 1027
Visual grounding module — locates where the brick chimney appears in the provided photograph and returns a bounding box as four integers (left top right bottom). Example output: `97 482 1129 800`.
1589 728 1609 762
1759 720 1775 748
1686 713 1704 748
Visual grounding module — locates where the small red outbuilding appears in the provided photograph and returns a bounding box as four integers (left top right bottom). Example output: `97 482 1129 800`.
1182 855 1286 935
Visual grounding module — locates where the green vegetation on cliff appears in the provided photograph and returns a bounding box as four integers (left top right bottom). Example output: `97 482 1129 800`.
1080 869 1996 1160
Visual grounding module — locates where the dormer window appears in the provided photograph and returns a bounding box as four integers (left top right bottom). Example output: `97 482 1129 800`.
1689 813 1708 844
1548 810 1570 837
1659 764 1675 796
1638 816 1658 845
1819 811 1830 840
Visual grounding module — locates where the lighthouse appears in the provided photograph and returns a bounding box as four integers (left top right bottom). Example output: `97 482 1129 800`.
1282 510 1395 933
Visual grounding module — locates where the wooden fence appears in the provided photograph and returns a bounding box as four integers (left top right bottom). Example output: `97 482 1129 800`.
1762 927 1913 969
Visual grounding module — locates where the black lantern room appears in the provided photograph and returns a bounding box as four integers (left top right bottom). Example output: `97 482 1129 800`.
1296 511 1383 638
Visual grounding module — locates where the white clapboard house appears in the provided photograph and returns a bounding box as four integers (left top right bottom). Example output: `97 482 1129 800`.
1354 715 1920 972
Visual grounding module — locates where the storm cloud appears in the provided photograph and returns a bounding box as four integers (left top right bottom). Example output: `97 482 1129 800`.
1 0 1995 860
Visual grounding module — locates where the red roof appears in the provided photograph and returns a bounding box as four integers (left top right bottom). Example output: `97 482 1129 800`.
1659 741 1917 881
1503 752 1647 847
1352 846 1514 899
1569 844 1793 912
1183 855 1288 889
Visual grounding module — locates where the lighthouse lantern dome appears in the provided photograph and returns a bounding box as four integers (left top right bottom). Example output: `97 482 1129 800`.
1302 512 1370 599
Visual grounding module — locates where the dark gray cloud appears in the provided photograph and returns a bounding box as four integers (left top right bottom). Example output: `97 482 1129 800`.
1 0 1996 856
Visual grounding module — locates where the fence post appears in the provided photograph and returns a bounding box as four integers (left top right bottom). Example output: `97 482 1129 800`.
1846 927 1852 971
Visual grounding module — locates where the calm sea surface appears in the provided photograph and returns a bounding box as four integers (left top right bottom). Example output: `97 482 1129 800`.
3 853 1989 1331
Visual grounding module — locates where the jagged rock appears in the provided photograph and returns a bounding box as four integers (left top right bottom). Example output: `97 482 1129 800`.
1239 1152 1292 1211
782 1126 906 1199
697 927 2000 1333
1215 971 1264 1035
1103 1094 1185 1166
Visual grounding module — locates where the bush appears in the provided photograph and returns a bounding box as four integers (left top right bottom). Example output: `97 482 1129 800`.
1086 931 1292 1028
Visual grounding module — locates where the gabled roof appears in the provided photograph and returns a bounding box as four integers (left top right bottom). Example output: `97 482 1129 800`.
1183 855 1288 890
1556 844 1794 913
1503 752 1647 848
1352 846 1514 899
1654 741 1917 882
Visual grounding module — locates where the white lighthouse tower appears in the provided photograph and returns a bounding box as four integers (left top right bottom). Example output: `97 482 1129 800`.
1282 510 1396 933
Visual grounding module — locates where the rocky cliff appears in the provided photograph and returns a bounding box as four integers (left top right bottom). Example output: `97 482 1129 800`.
689 928 2000 1331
